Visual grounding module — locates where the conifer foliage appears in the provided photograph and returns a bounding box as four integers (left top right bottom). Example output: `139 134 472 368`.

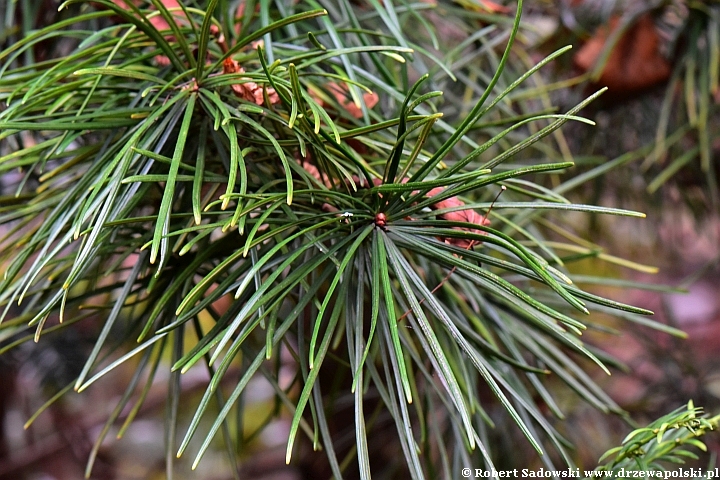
0 0 690 477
